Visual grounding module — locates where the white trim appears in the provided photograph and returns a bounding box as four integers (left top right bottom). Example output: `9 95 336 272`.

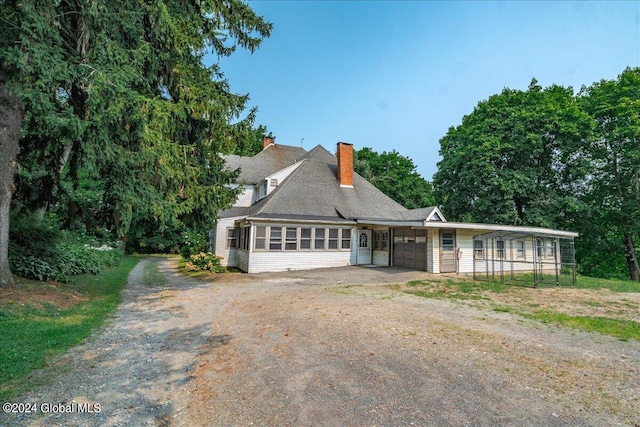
416 221 579 238
358 219 423 227
359 216 576 239
426 207 447 222
248 217 356 225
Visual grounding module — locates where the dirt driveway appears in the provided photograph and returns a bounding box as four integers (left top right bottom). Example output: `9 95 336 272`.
4 257 639 426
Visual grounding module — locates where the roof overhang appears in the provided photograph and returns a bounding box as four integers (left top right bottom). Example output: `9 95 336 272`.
356 218 578 238
357 218 423 227
246 215 356 225
415 221 579 238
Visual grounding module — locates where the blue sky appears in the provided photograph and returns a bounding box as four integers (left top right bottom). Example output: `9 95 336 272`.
211 1 640 180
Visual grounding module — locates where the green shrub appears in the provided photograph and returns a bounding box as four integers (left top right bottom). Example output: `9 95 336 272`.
184 252 225 273
180 229 209 259
9 214 122 282
126 217 184 254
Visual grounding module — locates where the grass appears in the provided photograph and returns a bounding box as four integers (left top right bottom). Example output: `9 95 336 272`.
575 275 640 293
491 305 640 342
522 311 640 342
143 260 167 287
0 256 139 401
477 272 640 292
396 275 640 341
401 278 509 301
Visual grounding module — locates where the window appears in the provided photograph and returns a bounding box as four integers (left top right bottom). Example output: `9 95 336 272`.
474 240 484 260
328 228 339 250
269 226 282 250
342 229 351 249
257 182 267 199
252 226 353 252
300 228 312 250
496 239 505 259
285 227 297 251
270 178 278 187
255 226 266 250
516 240 525 259
314 228 326 250
441 232 454 250
545 239 555 258
226 228 237 248
537 238 556 258
374 231 389 251
359 231 368 248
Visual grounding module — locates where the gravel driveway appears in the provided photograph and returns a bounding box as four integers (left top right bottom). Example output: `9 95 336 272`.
3 257 639 426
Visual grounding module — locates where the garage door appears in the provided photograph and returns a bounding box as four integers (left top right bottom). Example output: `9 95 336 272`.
392 228 427 270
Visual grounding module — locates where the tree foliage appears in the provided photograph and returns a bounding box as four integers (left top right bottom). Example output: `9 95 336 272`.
0 0 272 286
354 147 435 209
578 67 640 280
433 80 592 227
434 69 640 281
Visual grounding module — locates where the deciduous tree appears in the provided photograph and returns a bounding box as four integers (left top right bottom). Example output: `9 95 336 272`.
579 67 640 280
354 147 435 209
433 80 592 228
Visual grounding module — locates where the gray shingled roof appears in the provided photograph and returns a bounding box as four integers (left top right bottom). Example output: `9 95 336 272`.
230 145 409 221
219 143 442 223
221 144 306 184
400 207 437 221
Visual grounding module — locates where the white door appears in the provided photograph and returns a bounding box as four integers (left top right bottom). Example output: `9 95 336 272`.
357 229 372 265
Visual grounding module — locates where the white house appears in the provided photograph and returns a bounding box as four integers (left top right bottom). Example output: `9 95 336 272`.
213 138 578 283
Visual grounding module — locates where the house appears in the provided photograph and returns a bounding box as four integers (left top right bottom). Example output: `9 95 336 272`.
213 138 578 284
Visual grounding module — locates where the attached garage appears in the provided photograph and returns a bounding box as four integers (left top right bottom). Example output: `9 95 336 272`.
392 227 427 271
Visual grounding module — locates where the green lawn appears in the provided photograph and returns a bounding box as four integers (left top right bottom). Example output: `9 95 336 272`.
398 274 640 341
0 256 139 401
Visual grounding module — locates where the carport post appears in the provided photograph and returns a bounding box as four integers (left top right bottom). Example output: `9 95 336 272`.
554 237 560 287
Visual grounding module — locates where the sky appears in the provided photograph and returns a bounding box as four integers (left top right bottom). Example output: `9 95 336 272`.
210 1 640 180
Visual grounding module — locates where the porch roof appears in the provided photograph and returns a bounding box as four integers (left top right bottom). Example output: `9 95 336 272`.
357 219 578 238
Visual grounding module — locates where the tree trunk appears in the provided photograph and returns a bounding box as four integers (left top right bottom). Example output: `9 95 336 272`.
623 232 640 281
0 83 24 289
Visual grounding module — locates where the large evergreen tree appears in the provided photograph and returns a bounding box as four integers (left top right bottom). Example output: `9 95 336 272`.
0 0 271 287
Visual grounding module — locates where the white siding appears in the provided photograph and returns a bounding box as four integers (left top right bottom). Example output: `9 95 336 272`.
459 231 552 274
372 251 389 266
456 229 476 274
233 184 254 207
244 223 356 273
426 230 434 273
248 251 352 274
432 231 440 274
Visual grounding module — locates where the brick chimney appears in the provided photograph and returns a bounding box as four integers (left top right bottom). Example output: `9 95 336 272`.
262 135 275 149
336 142 354 187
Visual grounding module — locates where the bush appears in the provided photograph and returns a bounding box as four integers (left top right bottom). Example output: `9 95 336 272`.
126 218 184 254
180 229 209 259
8 213 123 282
184 252 225 273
